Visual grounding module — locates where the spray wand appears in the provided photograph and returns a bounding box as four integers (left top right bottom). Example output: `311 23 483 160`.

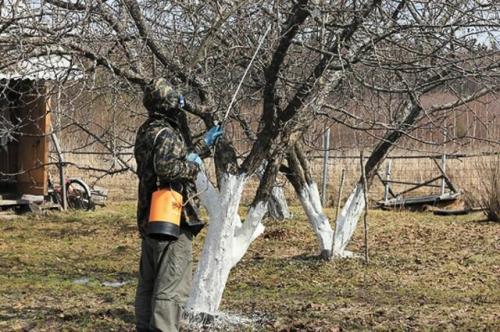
215 25 272 132
192 25 272 197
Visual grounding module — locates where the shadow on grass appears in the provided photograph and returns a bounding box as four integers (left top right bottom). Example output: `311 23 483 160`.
465 218 499 225
66 307 135 324
2 266 137 285
289 253 323 261
0 305 134 328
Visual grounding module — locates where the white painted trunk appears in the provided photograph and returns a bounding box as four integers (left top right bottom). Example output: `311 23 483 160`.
187 172 267 314
231 201 267 266
298 182 334 255
268 186 291 220
333 183 365 256
193 169 221 218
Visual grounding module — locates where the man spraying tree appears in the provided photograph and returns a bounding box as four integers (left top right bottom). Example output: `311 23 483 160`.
134 78 222 332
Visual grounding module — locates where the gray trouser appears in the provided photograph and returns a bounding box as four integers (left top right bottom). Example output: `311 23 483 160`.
135 229 193 332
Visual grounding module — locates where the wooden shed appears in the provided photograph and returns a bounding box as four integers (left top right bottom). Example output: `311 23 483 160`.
0 81 51 200
0 55 78 207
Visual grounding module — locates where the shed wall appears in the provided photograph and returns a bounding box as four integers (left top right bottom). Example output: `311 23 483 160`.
0 80 50 197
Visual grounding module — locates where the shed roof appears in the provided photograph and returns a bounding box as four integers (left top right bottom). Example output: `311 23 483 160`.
0 54 82 81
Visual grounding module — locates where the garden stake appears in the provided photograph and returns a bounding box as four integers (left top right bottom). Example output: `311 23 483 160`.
360 150 369 265
330 168 346 260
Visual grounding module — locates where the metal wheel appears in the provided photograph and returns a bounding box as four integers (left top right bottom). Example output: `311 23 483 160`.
66 179 93 210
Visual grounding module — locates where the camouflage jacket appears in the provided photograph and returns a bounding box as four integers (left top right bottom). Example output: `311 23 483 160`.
134 116 206 236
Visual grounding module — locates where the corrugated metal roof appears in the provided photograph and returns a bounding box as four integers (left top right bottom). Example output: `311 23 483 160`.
1 2 82 81
0 54 82 81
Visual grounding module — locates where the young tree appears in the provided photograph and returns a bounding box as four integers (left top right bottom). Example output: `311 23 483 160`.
269 0 499 258
325 3 500 256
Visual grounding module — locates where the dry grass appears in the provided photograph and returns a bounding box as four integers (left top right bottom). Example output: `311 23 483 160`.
0 203 498 331
467 156 500 221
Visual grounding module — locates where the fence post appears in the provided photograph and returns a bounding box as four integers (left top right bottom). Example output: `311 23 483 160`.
440 154 447 196
335 169 346 219
384 159 392 203
321 128 331 206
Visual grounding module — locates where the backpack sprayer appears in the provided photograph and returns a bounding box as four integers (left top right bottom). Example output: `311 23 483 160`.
147 25 271 240
147 127 185 240
148 188 183 239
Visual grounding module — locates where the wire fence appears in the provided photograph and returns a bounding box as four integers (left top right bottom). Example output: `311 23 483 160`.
50 147 498 206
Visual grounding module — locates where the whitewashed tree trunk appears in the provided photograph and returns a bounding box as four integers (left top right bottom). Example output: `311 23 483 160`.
257 162 290 221
186 171 267 314
284 144 335 258
332 101 425 257
231 201 267 265
298 182 334 258
332 183 365 257
284 144 335 259
268 186 291 220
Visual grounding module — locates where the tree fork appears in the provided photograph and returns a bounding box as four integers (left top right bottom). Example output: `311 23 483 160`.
282 143 334 259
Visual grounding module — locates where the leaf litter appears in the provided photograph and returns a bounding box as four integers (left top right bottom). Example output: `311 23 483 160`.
0 204 498 331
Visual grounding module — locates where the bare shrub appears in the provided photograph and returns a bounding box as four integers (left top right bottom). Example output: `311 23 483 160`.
474 156 500 222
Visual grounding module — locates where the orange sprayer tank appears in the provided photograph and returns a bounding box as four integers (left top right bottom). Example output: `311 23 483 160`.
147 188 183 239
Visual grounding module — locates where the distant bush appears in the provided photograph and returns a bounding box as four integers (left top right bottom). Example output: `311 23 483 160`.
475 155 500 222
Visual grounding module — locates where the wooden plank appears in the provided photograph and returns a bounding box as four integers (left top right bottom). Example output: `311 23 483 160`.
383 160 392 202
433 209 471 216
0 199 29 207
51 132 67 210
379 192 461 207
394 176 444 196
383 178 441 187
16 82 50 196
440 155 446 195
432 157 458 193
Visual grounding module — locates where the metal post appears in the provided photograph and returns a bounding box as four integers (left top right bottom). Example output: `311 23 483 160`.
384 159 392 203
443 119 447 145
440 154 447 196
51 133 67 210
321 128 331 206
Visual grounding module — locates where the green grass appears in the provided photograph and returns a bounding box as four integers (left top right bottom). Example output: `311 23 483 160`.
0 204 499 331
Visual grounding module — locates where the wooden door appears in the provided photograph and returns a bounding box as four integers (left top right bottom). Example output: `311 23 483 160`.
15 82 50 196
0 82 20 195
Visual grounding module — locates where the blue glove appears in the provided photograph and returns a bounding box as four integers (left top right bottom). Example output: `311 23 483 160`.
186 152 203 168
178 95 185 108
204 125 223 147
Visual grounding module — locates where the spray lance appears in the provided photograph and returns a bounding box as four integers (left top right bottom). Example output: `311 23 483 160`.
212 25 272 145
189 24 272 198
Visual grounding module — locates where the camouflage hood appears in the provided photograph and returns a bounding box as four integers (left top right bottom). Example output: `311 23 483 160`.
142 78 195 151
143 78 182 120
